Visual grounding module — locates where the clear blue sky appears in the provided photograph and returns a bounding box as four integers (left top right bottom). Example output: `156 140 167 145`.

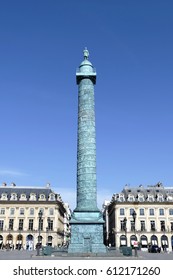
0 1 173 210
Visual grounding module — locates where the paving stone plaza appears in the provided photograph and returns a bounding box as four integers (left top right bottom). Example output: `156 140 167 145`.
0 249 173 260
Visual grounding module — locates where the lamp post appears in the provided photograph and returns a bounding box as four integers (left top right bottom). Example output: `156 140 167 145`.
47 217 51 246
36 210 43 256
132 210 138 257
123 217 127 246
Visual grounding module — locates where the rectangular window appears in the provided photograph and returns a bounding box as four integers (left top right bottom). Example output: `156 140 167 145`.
149 209 154 215
169 209 173 215
38 219 43 231
28 219 34 230
49 208 54 215
0 220 4 230
130 221 135 231
160 221 165 231
0 208 5 215
140 221 145 231
159 209 164 216
30 208 34 215
150 220 156 231
9 219 14 230
139 209 145 216
48 220 53 231
130 208 134 216
120 208 124 215
120 220 124 231
171 222 173 231
19 219 24 230
20 208 24 215
10 208 15 215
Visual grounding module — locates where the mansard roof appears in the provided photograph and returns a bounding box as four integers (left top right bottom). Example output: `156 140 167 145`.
0 184 62 202
110 183 173 203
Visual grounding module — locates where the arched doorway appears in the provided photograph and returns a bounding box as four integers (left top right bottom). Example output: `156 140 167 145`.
47 236 53 246
130 235 137 248
16 234 23 250
0 235 3 249
140 235 148 249
6 234 13 249
119 235 127 247
151 235 158 245
161 235 168 251
26 234 34 250
171 236 173 251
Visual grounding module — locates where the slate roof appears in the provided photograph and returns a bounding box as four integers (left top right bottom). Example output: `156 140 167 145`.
0 186 59 201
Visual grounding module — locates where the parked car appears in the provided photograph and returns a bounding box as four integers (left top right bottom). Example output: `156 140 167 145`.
148 245 161 253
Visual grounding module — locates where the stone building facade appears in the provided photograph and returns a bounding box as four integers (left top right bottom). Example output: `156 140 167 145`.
0 183 70 249
105 183 173 251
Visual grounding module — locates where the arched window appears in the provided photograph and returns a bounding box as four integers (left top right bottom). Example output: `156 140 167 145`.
120 235 127 247
151 235 158 245
140 235 148 248
130 235 137 246
0 235 3 245
161 235 168 249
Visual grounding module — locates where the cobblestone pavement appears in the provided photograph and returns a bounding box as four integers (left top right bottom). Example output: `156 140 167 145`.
0 249 173 260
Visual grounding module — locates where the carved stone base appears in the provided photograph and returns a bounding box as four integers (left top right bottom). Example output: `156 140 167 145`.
68 211 107 253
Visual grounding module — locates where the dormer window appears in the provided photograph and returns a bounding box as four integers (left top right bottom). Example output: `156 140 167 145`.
157 195 164 202
29 193 36 201
1 193 7 200
10 193 17 200
128 195 135 202
20 194 27 201
49 193 55 201
39 194 46 201
147 195 154 202
138 195 144 202
167 195 173 202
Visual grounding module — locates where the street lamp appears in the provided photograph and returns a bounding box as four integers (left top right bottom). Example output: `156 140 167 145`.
123 217 127 233
47 217 51 246
132 210 136 229
36 210 43 256
123 217 127 246
131 210 138 257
